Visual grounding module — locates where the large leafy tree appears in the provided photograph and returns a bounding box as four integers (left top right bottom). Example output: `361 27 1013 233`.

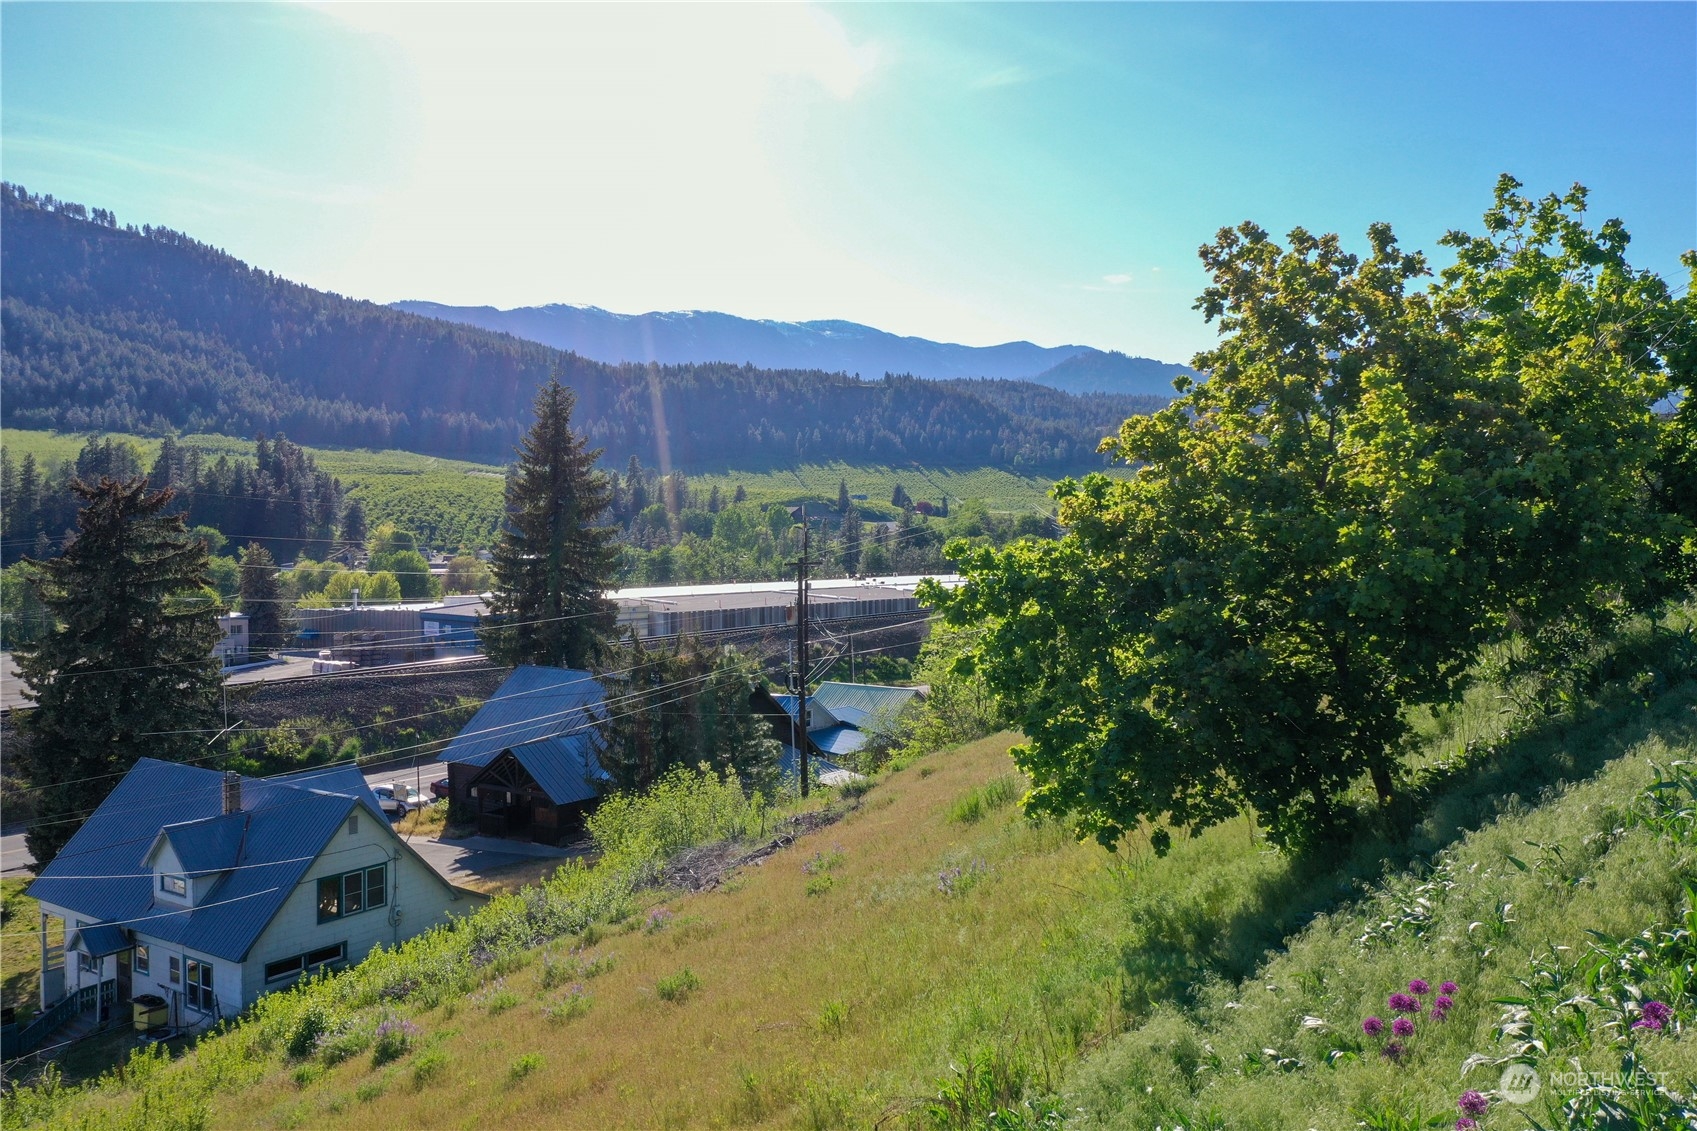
928 177 1692 852
481 378 619 669
15 477 223 864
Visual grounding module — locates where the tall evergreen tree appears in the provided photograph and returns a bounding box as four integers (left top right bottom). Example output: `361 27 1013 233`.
482 378 618 669
238 542 292 653
14 477 223 864
340 498 368 550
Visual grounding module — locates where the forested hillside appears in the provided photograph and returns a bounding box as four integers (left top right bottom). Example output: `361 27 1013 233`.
0 186 1164 470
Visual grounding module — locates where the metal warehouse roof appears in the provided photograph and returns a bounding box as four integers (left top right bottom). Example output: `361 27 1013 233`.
29 759 390 963
810 681 924 720
439 665 606 769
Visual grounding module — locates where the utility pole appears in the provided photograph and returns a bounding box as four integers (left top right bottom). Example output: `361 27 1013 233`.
791 505 817 797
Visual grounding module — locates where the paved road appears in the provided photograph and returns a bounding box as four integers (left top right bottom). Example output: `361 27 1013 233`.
1 831 31 877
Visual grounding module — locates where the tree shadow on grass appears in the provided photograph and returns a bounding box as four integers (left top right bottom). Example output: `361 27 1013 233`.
1114 677 1697 1014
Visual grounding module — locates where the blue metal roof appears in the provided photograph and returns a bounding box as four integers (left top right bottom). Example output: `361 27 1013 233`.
496 735 609 806
440 666 606 769
67 923 130 958
809 724 867 758
265 763 386 820
28 759 374 963
778 745 848 781
154 812 247 876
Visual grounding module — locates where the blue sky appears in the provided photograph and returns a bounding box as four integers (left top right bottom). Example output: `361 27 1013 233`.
3 2 1692 363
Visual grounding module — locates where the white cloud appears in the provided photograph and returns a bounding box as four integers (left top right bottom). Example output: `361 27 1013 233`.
1101 272 1133 285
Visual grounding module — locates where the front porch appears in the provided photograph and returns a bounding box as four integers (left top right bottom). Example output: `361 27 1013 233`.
466 751 597 847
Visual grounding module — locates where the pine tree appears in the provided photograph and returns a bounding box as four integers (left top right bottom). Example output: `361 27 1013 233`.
238 542 292 653
14 477 223 864
837 479 851 513
840 506 864 576
482 378 619 669
341 498 368 550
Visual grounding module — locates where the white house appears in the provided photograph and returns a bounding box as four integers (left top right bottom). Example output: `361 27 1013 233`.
213 612 249 667
27 760 482 1032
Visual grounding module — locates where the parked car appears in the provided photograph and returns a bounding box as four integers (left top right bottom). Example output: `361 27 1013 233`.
430 777 451 801
372 783 422 819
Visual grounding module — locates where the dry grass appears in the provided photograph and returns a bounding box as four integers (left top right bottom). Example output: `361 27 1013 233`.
453 857 579 896
208 733 1126 1129
394 801 448 840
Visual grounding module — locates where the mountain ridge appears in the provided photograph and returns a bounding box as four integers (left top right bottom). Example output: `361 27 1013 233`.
0 184 1167 471
391 300 1195 398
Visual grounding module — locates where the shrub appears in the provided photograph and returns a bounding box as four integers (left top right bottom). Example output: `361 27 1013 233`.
950 775 1021 824
509 1053 543 1081
484 989 520 1014
371 1017 420 1066
805 874 836 897
285 1002 336 1060
817 999 849 1037
411 1048 448 1090
316 1023 373 1066
544 985 593 1024
656 968 702 1003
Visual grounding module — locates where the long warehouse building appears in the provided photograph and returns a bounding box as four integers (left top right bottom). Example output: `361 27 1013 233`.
295 576 958 664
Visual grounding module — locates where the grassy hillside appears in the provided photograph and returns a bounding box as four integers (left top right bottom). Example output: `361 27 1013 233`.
8 611 1696 1129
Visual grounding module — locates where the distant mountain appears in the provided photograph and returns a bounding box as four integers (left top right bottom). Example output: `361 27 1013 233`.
1030 349 1194 399
391 301 1196 396
0 184 1166 471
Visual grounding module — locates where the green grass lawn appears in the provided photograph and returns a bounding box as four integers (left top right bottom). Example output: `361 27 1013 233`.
1 878 56 1020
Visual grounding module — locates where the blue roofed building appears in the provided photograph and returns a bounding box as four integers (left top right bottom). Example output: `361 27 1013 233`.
25 760 482 1035
438 666 610 845
753 681 925 786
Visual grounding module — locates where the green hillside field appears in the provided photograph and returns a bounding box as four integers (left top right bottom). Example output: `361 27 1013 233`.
2 429 1109 552
7 606 1695 1129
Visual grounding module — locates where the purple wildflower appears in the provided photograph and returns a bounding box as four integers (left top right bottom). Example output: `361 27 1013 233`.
1388 992 1421 1014
1643 1001 1673 1026
1408 979 1431 995
1380 1040 1407 1062
1434 994 1455 1011
1456 1121 1477 1131
1392 1017 1415 1038
1362 1016 1384 1037
1632 1018 1663 1031
1457 1091 1489 1118
1440 981 1459 995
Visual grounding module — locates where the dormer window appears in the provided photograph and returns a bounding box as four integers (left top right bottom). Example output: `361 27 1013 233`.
160 873 187 896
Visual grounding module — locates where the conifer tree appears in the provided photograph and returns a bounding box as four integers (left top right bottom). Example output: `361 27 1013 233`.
15 477 223 864
238 542 292 654
482 378 618 669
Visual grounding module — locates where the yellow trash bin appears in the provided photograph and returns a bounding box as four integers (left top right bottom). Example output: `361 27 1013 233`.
132 994 168 1032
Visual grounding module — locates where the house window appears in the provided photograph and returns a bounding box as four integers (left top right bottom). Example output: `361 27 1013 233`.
347 814 359 836
134 945 150 975
264 941 347 983
316 865 386 923
185 959 214 1012
79 950 99 975
160 873 187 896
169 955 180 984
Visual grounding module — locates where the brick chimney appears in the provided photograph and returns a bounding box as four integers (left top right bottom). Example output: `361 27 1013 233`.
223 770 242 814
